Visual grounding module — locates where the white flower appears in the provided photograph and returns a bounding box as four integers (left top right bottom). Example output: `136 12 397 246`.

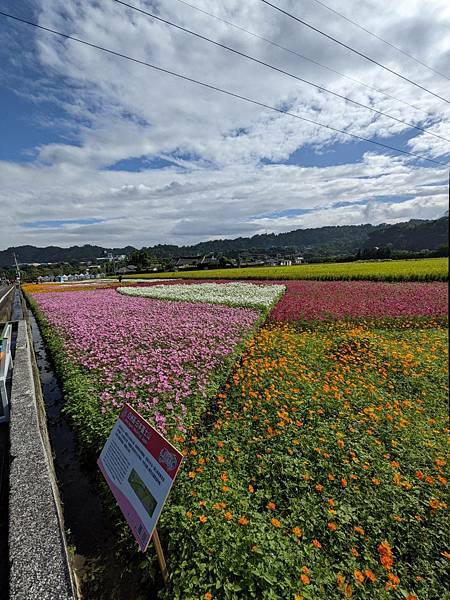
117 282 285 310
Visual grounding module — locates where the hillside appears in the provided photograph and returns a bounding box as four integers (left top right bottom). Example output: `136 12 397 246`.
2 217 447 267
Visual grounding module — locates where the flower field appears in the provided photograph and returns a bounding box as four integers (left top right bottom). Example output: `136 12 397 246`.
124 257 448 282
30 288 260 437
23 277 449 599
269 281 448 322
162 321 449 599
118 282 286 310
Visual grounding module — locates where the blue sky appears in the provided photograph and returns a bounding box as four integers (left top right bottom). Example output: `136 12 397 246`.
0 0 449 248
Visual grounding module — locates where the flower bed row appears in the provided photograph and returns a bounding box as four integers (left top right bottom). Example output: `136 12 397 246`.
30 288 261 437
160 320 449 599
269 281 448 322
118 282 286 311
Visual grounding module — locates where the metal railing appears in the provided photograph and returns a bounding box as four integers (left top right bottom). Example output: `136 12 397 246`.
0 323 13 423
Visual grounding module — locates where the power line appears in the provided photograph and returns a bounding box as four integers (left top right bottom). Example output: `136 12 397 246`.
258 0 450 105
0 10 447 168
172 0 431 117
109 0 449 144
308 0 450 82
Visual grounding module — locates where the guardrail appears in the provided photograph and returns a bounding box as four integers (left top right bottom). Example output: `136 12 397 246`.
0 323 13 423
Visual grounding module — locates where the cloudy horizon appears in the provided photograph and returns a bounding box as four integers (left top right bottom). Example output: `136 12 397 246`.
1 0 449 251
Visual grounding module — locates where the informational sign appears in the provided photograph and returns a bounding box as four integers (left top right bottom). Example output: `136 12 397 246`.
98 404 183 551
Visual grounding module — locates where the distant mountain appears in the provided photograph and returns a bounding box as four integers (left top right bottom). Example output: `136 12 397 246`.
365 217 449 251
149 217 449 258
1 217 447 267
0 244 136 267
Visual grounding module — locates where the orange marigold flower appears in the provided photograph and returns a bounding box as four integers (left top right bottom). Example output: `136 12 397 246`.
248 484 254 493
205 593 213 600
301 566 310 574
238 516 249 526
364 569 376 582
328 498 335 506
267 501 276 510
441 551 450 559
217 455 225 463
344 584 352 598
312 539 322 549
300 574 310 585
224 511 233 521
271 518 281 528
199 515 207 523
429 498 440 509
188 471 196 479
378 540 394 570
292 526 303 538
385 573 400 590
405 596 417 600
327 522 337 531
354 526 365 536
337 439 345 449
336 573 345 589
220 472 228 482
372 478 381 485
315 484 324 493
185 511 193 519
351 547 359 557
341 478 348 488
416 470 424 480
217 441 224 447
222 485 230 492
353 570 364 584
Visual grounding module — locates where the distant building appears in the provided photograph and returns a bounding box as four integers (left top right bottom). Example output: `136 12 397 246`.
117 265 137 274
174 256 203 270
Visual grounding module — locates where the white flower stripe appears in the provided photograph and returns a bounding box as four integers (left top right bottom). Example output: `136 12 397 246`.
117 282 285 310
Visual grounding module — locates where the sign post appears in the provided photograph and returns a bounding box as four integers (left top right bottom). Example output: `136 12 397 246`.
98 404 183 571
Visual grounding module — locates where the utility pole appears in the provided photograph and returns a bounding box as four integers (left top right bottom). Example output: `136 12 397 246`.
13 252 21 283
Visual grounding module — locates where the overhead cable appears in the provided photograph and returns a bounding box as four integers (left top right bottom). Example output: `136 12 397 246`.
172 0 432 117
0 10 447 168
308 0 450 81
257 0 450 104
109 0 449 143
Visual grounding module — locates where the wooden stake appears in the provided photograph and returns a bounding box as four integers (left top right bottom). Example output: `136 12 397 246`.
152 528 169 586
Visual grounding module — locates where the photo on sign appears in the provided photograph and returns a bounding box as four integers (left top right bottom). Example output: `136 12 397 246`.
128 468 157 519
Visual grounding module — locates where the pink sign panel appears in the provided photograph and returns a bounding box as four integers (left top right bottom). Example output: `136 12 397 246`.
98 404 183 551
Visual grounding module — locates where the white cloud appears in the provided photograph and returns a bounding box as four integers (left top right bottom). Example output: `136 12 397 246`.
0 0 449 248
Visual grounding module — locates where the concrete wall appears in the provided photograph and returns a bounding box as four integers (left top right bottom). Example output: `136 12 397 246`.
9 320 76 600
